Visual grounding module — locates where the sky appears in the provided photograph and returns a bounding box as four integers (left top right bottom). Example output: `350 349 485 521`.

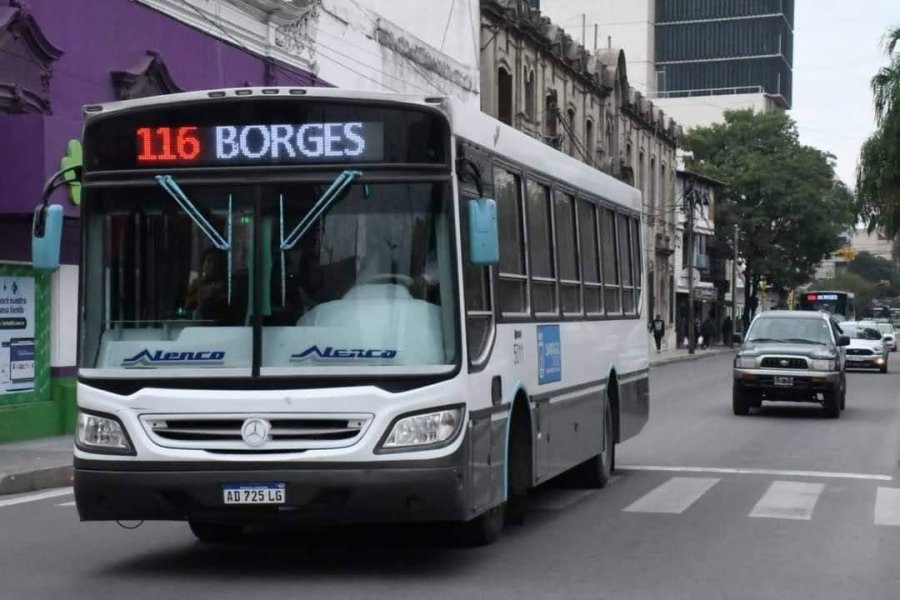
791 0 899 187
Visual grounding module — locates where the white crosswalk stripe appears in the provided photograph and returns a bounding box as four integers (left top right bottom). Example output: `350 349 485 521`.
749 481 824 520
623 476 720 514
874 487 900 526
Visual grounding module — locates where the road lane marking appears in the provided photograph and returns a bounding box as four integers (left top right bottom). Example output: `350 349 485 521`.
749 481 824 520
623 476 719 514
874 487 900 526
57 501 76 507
619 465 892 482
0 487 73 509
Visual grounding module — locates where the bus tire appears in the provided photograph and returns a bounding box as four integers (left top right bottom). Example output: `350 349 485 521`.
576 398 614 489
188 520 245 544
458 503 505 546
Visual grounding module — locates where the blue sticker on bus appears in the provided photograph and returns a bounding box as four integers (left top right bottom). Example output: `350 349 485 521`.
537 324 561 385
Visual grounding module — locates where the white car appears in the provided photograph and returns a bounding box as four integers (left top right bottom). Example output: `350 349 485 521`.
874 321 897 352
840 321 888 373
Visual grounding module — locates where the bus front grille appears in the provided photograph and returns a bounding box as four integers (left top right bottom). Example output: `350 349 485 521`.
139 413 372 451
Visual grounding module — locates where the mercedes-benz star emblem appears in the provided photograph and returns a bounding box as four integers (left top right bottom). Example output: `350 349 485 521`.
241 418 271 447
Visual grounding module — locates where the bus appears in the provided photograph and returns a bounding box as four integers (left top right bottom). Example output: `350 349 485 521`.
33 88 648 545
798 290 856 322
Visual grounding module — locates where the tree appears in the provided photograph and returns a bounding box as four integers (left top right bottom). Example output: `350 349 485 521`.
857 26 900 234
847 250 900 295
683 109 856 328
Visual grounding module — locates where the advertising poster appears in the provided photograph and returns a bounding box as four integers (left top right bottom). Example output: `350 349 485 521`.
0 276 35 394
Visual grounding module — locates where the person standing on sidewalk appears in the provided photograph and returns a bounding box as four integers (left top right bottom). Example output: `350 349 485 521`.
722 316 733 347
700 316 713 350
651 314 665 354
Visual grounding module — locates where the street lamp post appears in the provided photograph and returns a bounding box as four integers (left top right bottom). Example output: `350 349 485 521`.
731 223 738 347
687 181 696 354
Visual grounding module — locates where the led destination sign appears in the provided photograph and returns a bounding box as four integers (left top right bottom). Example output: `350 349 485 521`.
135 122 384 166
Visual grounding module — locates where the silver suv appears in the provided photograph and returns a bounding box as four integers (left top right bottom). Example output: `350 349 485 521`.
733 311 849 418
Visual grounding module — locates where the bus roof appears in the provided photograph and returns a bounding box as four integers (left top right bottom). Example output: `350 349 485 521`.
82 86 641 212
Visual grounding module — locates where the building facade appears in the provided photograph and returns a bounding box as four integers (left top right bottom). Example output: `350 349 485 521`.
480 0 682 349
0 0 479 442
539 0 794 129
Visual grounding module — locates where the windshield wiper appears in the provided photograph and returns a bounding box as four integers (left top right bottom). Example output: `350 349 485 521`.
784 338 826 345
281 170 362 250
746 337 784 343
156 174 233 302
156 175 231 250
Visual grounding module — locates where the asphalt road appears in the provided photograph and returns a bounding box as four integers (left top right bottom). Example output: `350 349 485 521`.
3 354 900 600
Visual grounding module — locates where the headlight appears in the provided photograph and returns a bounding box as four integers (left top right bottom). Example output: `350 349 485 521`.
379 406 463 451
874 344 884 353
735 356 757 368
809 359 835 371
76 411 134 455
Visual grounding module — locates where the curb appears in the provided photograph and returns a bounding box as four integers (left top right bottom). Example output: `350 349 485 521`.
0 465 73 496
651 349 736 368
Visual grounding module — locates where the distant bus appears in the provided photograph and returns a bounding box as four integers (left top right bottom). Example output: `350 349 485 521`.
798 291 856 322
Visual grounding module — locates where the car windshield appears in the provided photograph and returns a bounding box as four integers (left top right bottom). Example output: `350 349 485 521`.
877 323 894 334
79 179 458 373
745 317 832 345
840 323 883 341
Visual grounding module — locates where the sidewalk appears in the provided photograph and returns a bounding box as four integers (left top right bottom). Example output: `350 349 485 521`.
650 344 736 367
0 435 73 496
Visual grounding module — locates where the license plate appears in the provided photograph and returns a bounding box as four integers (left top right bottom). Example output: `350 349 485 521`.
774 376 793 387
223 483 286 505
847 356 866 362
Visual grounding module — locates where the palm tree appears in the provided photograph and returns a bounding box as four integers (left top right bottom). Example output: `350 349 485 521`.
857 26 900 235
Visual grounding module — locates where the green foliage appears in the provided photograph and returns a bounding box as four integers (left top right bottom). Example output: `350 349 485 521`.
857 26 900 235
847 250 900 295
683 109 855 314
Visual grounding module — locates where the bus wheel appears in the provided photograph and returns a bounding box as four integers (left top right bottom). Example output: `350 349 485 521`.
458 503 505 546
188 520 245 544
576 399 614 489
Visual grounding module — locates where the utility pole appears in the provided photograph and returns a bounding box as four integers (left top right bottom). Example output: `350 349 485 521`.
594 24 598 51
687 181 696 354
731 223 738 347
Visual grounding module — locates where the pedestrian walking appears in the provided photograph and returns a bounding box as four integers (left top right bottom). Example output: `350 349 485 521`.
722 316 733 347
700 316 713 349
651 314 665 353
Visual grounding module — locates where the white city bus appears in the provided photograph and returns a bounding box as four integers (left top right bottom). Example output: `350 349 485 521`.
34 88 648 545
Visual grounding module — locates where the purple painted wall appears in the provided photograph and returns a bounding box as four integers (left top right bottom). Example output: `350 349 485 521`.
0 0 322 220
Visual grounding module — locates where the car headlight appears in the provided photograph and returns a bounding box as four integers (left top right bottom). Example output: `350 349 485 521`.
809 359 835 371
874 344 884 353
76 411 134 455
379 406 464 451
735 356 757 368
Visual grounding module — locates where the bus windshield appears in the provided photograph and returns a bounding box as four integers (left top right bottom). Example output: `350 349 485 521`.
80 178 458 374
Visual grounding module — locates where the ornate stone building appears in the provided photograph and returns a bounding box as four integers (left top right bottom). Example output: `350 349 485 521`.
480 0 683 346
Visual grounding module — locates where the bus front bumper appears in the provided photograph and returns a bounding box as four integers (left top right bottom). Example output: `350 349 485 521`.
74 454 469 524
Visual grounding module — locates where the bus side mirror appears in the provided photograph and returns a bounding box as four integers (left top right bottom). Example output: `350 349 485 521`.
467 198 499 266
837 335 850 347
32 204 63 272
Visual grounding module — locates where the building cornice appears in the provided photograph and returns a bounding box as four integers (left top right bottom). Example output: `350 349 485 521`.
136 0 316 74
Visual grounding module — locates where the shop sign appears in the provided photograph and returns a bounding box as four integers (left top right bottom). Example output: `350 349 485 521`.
0 276 35 394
